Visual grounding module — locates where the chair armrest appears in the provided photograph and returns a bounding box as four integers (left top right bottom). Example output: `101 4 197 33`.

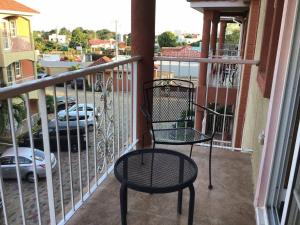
193 103 222 116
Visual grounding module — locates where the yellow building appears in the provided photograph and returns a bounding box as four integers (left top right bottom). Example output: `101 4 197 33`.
0 0 38 87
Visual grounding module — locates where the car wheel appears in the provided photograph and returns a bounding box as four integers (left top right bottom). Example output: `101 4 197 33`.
71 144 78 152
26 172 38 183
88 125 93 132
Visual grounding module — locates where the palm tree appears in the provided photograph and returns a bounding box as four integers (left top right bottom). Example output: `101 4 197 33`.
0 97 26 136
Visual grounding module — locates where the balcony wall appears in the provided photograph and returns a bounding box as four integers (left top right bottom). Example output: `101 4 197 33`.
241 0 270 187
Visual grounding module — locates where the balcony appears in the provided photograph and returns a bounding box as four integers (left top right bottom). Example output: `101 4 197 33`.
68 145 255 225
0 54 259 225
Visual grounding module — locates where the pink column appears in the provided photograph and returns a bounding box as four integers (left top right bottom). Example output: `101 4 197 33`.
195 10 212 131
131 0 156 147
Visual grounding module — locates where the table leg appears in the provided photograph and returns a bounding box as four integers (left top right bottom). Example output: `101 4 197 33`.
120 183 127 225
188 185 195 225
177 189 182 214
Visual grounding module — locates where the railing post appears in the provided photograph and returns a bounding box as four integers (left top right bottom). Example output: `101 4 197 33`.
132 61 138 142
38 89 56 225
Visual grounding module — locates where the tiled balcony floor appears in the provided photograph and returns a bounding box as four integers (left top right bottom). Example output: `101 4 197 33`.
67 145 255 225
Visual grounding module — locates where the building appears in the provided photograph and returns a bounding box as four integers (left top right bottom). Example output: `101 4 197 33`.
177 33 201 44
0 0 38 87
48 33 67 45
89 39 116 52
160 46 201 58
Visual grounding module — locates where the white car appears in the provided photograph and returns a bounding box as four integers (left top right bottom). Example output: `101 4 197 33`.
57 104 96 129
0 147 57 183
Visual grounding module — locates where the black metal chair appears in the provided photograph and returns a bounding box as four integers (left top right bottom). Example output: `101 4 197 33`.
142 79 220 189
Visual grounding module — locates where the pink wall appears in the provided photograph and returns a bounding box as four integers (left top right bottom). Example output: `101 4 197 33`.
254 0 298 207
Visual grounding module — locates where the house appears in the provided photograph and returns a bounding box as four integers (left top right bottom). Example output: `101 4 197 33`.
0 0 38 87
177 33 201 44
40 60 90 76
88 39 116 52
160 46 202 58
48 33 67 45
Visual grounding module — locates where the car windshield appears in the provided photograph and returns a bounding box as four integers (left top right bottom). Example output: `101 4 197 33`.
34 150 45 161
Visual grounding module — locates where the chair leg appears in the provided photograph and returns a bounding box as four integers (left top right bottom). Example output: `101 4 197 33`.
208 139 213 190
189 144 193 158
152 142 156 150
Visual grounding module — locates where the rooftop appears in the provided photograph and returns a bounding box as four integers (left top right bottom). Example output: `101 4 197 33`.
0 0 39 15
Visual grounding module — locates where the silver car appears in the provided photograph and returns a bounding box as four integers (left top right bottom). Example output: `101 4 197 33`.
0 147 57 183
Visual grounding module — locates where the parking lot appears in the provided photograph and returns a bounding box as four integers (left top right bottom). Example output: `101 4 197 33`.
0 85 132 225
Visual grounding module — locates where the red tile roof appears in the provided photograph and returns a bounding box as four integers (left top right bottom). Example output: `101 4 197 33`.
0 0 39 14
88 56 112 67
89 39 116 46
161 46 201 58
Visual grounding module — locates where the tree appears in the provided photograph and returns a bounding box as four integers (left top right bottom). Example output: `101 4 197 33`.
33 31 46 52
0 97 26 135
225 23 240 44
123 33 131 46
158 31 178 47
37 63 45 73
69 27 88 49
184 34 193 38
96 29 115 40
84 29 96 40
59 27 71 37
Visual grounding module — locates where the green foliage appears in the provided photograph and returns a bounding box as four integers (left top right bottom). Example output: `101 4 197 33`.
184 34 193 38
0 97 26 135
69 64 81 71
84 29 96 40
123 33 131 46
191 40 201 47
37 63 45 73
69 27 88 49
177 109 195 128
96 29 116 40
46 95 54 113
158 31 178 47
225 23 240 44
59 27 71 37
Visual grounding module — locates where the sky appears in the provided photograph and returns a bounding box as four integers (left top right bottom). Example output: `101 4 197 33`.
17 0 203 35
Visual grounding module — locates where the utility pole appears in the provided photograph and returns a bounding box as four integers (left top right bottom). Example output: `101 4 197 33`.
115 20 119 60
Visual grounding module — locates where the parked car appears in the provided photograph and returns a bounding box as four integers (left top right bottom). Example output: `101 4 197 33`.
57 103 96 130
71 77 89 89
37 73 50 79
0 147 56 183
50 114 94 131
0 197 2 209
56 96 76 111
19 123 87 152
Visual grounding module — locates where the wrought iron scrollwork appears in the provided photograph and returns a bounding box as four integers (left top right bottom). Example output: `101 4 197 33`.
95 75 114 173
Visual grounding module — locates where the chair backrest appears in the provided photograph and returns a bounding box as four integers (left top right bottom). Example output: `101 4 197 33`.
143 79 194 124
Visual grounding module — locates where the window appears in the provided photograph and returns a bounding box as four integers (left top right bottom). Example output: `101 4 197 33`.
257 0 285 98
15 61 21 77
1 21 10 49
6 64 13 83
18 157 32 164
9 20 16 37
0 157 13 165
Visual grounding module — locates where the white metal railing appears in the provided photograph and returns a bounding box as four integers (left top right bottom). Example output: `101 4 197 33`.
154 56 259 149
0 56 141 225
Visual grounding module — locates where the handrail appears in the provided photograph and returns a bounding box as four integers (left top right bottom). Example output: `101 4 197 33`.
154 56 260 65
0 56 142 100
